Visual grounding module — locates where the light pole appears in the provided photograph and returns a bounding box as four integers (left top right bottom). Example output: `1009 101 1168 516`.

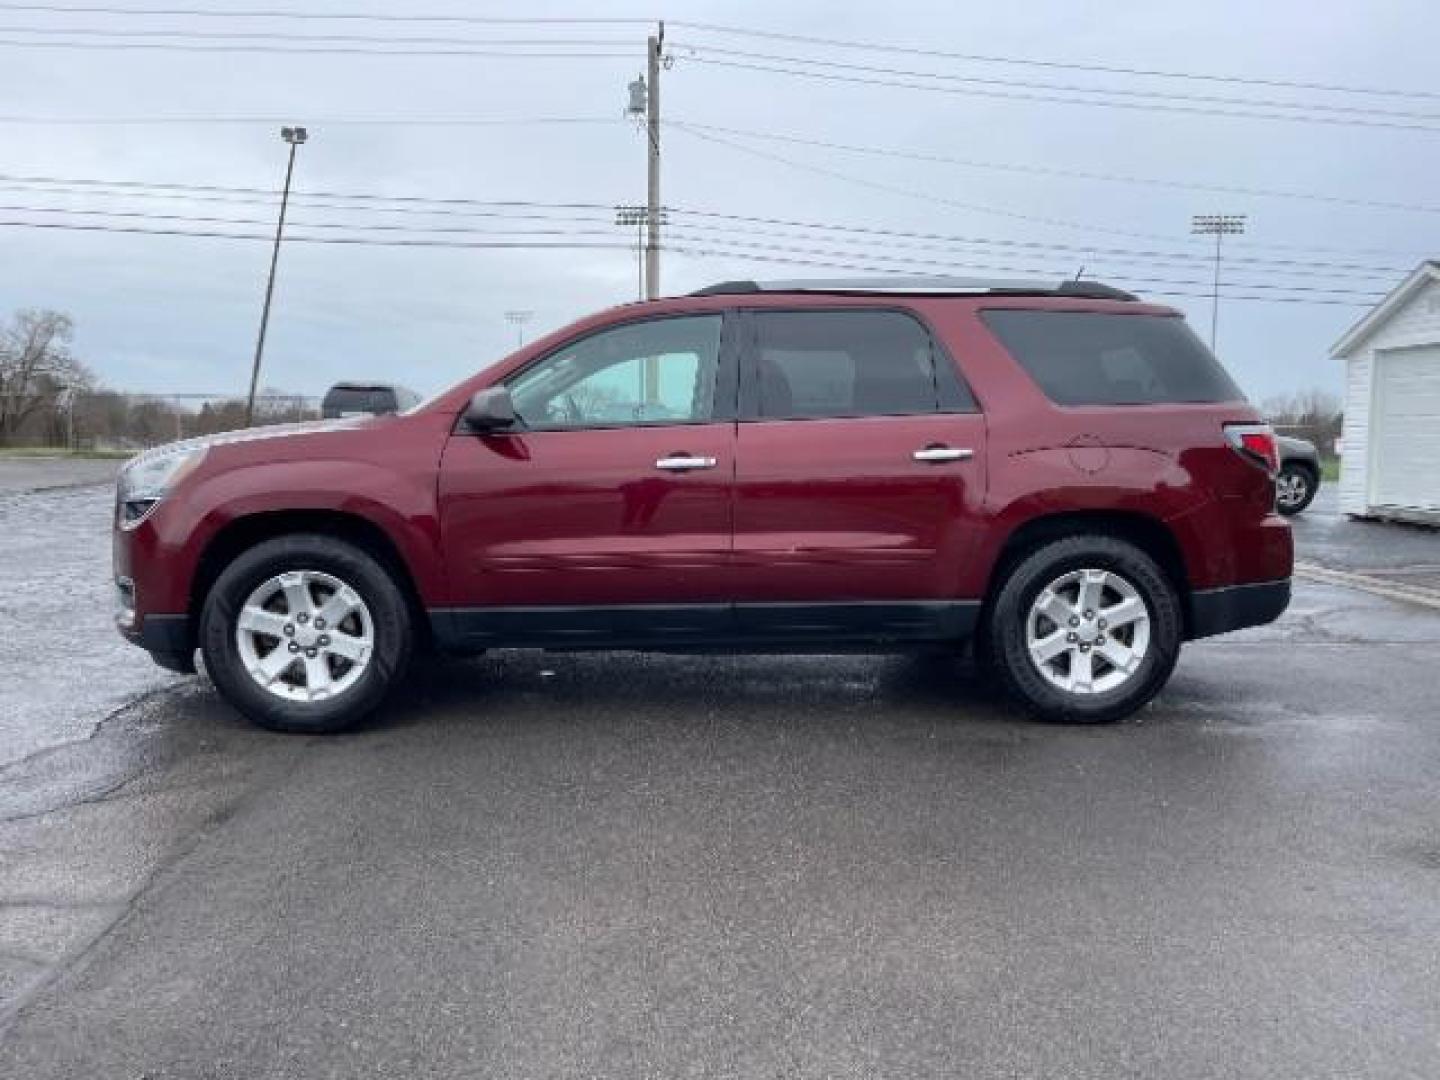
504 310 533 348
1191 214 1246 352
244 125 308 427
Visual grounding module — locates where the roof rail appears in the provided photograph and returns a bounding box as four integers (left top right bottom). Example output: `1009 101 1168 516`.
689 276 1138 302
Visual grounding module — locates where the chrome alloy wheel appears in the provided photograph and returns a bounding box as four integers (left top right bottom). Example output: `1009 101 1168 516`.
1276 470 1308 510
1025 568 1151 695
235 570 374 703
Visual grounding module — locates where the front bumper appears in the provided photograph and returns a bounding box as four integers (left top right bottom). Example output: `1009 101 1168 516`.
1187 579 1291 640
117 610 196 673
114 507 197 673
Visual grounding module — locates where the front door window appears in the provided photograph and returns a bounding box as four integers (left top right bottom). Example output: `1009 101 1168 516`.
508 315 723 429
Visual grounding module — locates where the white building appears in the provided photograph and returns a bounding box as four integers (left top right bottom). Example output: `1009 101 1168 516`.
1330 260 1440 524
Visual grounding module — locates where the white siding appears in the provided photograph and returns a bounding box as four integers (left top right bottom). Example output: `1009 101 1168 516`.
1339 276 1440 515
1365 278 1440 353
1339 351 1372 514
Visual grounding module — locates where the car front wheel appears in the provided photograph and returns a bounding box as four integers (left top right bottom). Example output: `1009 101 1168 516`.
1275 463 1317 516
200 534 413 733
984 536 1182 723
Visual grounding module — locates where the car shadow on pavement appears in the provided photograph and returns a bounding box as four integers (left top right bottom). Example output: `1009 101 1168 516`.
363 649 1027 740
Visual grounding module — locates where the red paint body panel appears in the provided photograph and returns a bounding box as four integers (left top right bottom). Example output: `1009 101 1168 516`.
115 290 1291 646
732 414 988 600
437 424 734 605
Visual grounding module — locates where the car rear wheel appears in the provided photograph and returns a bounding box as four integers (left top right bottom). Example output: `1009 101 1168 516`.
984 535 1182 723
200 534 413 733
1275 463 1317 516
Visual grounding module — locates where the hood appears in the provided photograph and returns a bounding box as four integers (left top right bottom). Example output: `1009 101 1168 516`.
125 416 378 466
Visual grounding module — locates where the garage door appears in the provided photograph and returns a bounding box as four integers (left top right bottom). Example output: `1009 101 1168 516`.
1372 345 1440 511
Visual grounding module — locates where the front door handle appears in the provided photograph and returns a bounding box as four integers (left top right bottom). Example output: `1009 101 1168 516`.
912 445 974 463
656 454 718 471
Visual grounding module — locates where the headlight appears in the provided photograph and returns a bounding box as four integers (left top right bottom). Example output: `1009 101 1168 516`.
117 445 208 528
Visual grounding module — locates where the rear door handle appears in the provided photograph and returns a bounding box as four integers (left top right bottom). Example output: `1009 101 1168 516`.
912 445 973 463
655 455 718 471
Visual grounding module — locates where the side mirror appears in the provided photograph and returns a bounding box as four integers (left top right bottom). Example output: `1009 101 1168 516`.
462 387 517 432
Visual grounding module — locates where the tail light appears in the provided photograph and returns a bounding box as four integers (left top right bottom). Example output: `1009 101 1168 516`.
1224 423 1279 475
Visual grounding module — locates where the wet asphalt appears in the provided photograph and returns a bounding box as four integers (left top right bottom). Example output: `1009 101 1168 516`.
1 464 1438 1079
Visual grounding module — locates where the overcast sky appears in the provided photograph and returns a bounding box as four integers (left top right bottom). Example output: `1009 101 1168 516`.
2 0 1437 405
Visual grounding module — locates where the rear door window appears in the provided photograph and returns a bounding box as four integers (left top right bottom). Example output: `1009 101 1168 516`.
981 310 1244 406
748 310 972 419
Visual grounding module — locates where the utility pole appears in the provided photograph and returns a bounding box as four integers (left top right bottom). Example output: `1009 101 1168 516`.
245 125 308 427
1191 214 1246 352
645 22 663 300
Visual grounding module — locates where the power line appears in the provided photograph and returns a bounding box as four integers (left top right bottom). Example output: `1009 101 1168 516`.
666 20 1440 103
11 22 1413 130
0 25 633 46
657 231 1387 299
680 55 1440 134
0 171 617 210
3 199 1392 290
664 243 1379 307
1 171 1419 275
0 218 645 249
665 214 1406 281
671 120 1440 217
0 183 627 228
674 43 1440 125
4 5 1430 104
0 214 1387 305
0 114 618 127
8 23 1426 132
671 121 1197 245
670 123 1438 262
0 202 632 236
0 4 651 26
0 37 636 56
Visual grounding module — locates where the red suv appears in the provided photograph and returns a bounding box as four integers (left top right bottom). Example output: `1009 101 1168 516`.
114 278 1292 732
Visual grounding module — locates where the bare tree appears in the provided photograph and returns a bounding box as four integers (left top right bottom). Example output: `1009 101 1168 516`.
0 309 94 444
1262 388 1343 457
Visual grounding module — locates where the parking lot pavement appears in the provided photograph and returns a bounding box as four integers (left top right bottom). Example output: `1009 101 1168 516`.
1293 485 1440 576
0 478 178 772
2 478 1439 1078
0 456 119 495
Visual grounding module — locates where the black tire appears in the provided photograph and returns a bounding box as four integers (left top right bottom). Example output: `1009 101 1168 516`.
983 535 1183 724
200 534 413 733
1275 463 1318 516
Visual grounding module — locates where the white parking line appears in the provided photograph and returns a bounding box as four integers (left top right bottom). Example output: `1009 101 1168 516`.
1294 561 1440 612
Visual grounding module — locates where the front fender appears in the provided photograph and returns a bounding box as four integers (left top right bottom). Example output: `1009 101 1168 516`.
135 456 447 614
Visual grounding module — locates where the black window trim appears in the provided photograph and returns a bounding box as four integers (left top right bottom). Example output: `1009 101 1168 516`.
735 304 980 424
496 309 740 433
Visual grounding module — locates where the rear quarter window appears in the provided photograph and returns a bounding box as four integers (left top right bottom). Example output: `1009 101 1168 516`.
981 310 1245 406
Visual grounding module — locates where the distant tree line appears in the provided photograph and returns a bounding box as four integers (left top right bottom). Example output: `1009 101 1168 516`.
0 307 316 450
1262 389 1343 458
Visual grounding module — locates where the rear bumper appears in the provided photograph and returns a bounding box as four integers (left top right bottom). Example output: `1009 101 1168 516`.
1187 579 1290 640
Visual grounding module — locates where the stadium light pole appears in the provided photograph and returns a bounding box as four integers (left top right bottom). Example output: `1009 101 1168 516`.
244 125 308 428
1191 214 1246 352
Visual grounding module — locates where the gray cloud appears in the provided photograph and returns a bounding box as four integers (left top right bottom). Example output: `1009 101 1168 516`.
2 0 1437 406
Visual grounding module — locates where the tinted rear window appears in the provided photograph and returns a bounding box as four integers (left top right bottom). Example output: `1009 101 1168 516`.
981 310 1244 406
